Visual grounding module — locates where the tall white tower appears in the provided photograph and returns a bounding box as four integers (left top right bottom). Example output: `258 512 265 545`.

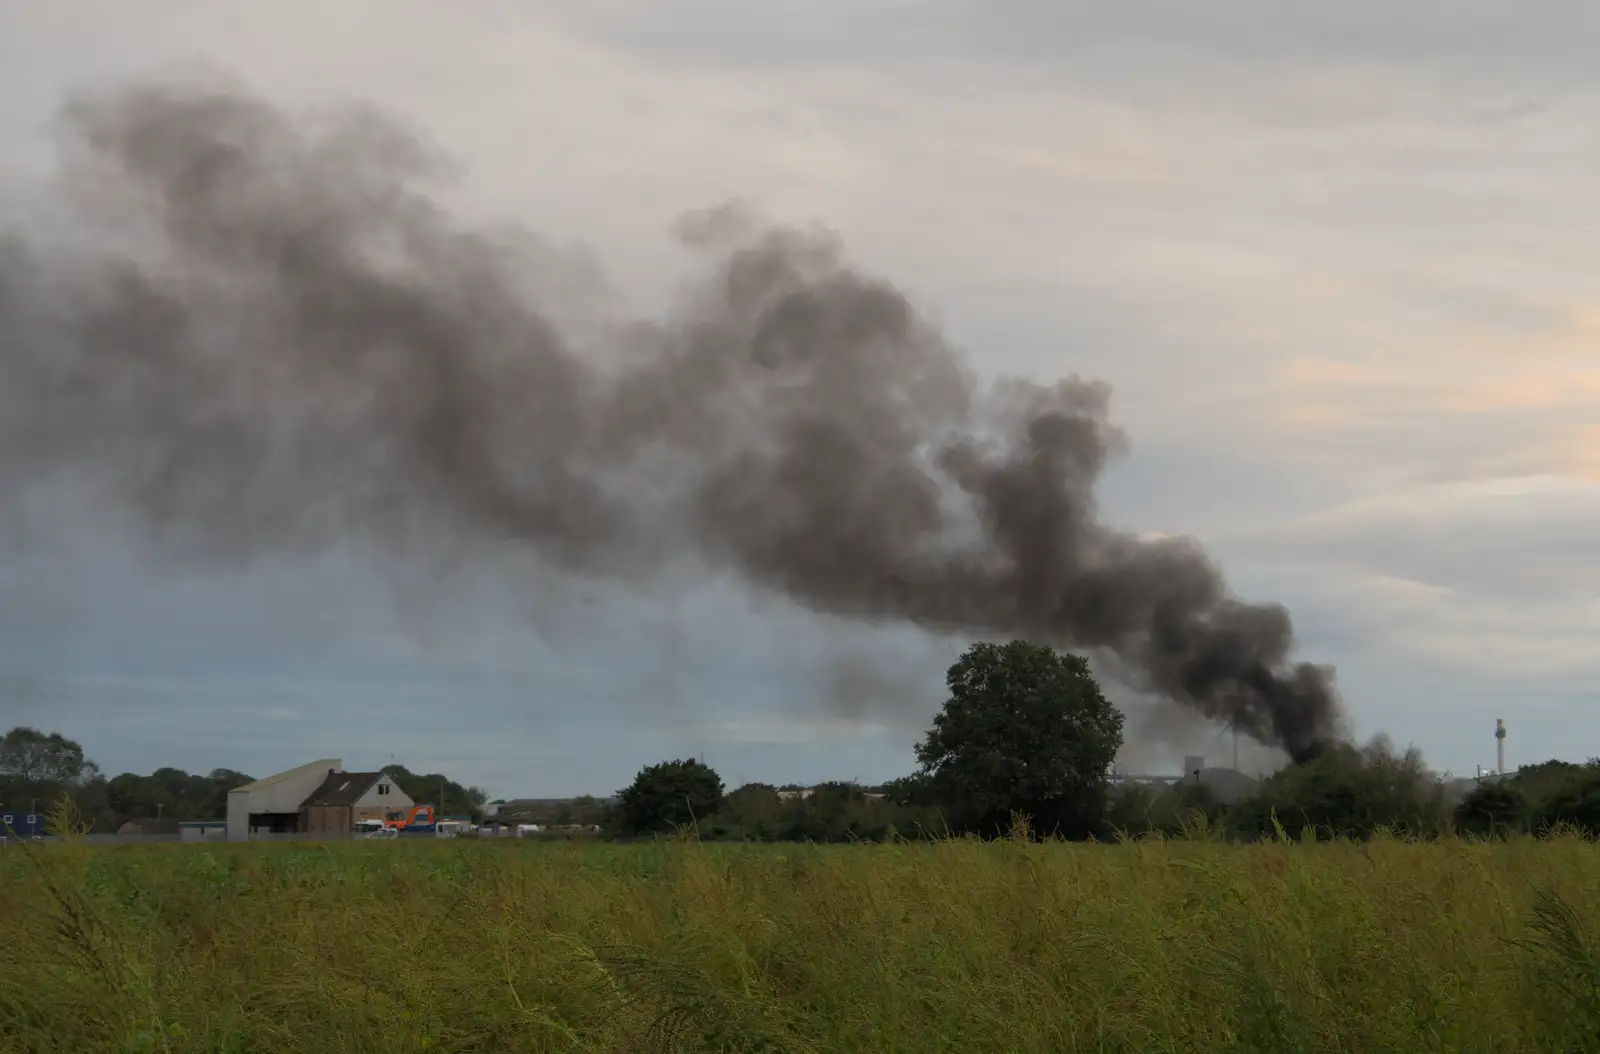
1495 718 1506 775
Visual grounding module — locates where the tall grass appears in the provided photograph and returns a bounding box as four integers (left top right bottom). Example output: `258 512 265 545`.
4 812 1600 1051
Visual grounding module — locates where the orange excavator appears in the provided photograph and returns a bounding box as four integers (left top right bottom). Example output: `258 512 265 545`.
383 805 436 832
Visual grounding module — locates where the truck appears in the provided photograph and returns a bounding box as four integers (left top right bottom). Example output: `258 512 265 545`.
383 804 438 834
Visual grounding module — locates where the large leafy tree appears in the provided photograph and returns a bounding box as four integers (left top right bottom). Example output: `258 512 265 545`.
103 767 255 821
616 759 725 835
720 782 784 837
1531 766 1600 836
1454 779 1528 836
915 640 1124 839
0 727 115 831
0 727 98 785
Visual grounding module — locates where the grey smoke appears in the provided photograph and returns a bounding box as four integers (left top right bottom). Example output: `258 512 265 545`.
1104 681 1291 777
0 68 1346 762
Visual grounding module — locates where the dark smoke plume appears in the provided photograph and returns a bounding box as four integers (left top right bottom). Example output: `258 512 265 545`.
0 70 1346 761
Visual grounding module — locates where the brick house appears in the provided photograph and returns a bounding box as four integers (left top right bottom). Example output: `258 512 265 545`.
299 771 414 835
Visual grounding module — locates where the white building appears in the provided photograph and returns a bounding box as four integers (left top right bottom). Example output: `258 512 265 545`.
226 757 343 841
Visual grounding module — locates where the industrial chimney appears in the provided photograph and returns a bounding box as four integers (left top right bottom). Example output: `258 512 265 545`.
1495 718 1506 775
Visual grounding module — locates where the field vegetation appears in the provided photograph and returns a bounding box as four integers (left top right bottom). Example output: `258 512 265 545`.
4 806 1600 1053
10 641 1600 1051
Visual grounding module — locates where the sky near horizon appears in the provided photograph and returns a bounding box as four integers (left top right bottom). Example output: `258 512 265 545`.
2 2 1598 795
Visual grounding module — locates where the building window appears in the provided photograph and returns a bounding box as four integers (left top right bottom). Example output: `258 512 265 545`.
378 783 388 795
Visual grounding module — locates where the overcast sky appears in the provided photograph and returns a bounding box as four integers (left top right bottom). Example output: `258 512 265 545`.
2 2 1598 795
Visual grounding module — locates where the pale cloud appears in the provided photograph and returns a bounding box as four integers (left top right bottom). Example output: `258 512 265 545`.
1262 303 1600 489
1537 424 1600 483
1316 571 1600 680
1213 476 1600 688
532 1 1600 72
1228 474 1600 580
1273 305 1600 405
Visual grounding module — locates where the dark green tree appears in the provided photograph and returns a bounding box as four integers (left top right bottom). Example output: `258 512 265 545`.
1228 738 1446 840
880 772 935 807
616 759 725 835
718 782 784 840
1454 779 1528 836
1105 780 1226 839
106 772 175 819
1104 781 1159 836
0 727 98 785
777 782 873 842
0 727 113 830
1513 759 1588 804
1532 767 1600 836
103 767 254 822
914 640 1125 839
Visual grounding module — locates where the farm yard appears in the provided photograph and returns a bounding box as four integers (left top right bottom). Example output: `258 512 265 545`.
4 828 1600 1053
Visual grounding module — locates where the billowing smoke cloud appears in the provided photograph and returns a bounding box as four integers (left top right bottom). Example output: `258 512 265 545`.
0 69 1346 761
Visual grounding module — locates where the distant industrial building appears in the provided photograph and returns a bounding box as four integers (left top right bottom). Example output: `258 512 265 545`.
1109 753 1260 805
226 759 412 841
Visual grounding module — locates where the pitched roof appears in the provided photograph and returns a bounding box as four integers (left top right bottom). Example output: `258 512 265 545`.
301 771 385 808
231 758 343 793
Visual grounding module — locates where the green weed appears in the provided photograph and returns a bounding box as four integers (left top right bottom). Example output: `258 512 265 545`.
1 833 1598 1051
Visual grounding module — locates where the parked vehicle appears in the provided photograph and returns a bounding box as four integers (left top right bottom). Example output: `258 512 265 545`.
383 805 437 833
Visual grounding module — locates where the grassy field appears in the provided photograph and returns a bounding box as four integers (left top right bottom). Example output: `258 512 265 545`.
3 825 1600 1053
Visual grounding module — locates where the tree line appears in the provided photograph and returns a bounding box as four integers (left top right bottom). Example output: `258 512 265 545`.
10 640 1599 842
0 727 490 831
610 641 1600 842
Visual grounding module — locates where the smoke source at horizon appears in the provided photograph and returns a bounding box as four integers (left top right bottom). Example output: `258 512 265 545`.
0 68 1347 762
